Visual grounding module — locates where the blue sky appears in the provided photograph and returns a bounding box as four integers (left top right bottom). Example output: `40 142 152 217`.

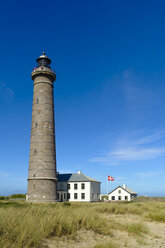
1 0 165 196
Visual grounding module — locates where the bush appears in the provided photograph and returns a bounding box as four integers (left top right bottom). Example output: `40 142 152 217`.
9 194 26 199
0 196 9 200
101 195 108 201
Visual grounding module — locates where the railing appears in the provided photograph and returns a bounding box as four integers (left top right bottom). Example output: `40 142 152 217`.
32 66 56 74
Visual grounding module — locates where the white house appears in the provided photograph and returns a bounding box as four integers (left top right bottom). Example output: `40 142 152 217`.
108 184 137 202
57 171 101 202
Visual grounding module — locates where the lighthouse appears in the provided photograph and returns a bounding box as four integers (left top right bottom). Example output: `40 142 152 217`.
27 52 57 202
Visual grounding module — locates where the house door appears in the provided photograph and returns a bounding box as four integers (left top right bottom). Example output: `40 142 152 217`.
61 194 63 202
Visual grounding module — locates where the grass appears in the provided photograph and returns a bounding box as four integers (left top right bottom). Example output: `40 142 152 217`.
0 202 113 248
123 222 148 236
94 241 118 248
145 211 165 222
0 201 164 248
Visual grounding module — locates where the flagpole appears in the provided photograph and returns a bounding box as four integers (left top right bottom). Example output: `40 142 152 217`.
107 175 108 195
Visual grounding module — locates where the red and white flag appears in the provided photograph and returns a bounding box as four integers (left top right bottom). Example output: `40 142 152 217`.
108 175 114 181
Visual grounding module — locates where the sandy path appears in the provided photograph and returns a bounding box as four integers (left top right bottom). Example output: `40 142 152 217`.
46 214 165 248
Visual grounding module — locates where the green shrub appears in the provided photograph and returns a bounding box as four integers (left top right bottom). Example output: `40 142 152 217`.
0 196 9 200
9 194 26 199
101 195 108 201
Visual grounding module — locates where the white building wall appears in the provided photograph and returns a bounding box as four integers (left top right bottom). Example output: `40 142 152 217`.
108 187 131 201
68 182 91 202
57 181 101 202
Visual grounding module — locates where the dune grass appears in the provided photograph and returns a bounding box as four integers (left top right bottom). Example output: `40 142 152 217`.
94 241 118 248
0 201 164 248
145 211 165 222
123 222 148 236
0 202 113 248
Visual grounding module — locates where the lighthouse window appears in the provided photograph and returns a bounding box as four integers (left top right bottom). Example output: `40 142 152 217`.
34 150 37 154
36 98 39 103
35 123 38 128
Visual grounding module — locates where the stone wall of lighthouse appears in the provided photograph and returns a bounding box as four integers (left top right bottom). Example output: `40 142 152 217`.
27 53 57 202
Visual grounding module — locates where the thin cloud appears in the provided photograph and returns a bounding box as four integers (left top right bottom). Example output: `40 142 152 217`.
136 130 165 145
0 82 14 101
115 176 126 180
15 177 26 181
90 147 165 165
134 171 165 179
0 171 9 177
122 71 154 104
108 147 165 161
90 130 165 165
90 157 117 165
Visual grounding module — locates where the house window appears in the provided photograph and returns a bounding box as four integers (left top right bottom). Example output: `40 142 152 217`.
67 183 70 190
125 196 128 200
64 193 66 199
67 193 70 199
74 193 78 199
112 196 115 200
118 190 121 194
81 193 85 199
118 196 121 200
74 183 78 190
81 183 85 189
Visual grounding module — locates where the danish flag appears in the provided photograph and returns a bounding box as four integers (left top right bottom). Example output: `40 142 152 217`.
108 175 114 181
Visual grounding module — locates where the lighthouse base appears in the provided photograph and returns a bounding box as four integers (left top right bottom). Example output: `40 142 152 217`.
27 178 57 203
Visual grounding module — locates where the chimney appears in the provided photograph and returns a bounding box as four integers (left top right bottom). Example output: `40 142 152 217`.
123 184 126 189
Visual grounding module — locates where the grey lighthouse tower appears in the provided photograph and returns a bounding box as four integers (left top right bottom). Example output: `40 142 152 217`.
27 52 57 202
